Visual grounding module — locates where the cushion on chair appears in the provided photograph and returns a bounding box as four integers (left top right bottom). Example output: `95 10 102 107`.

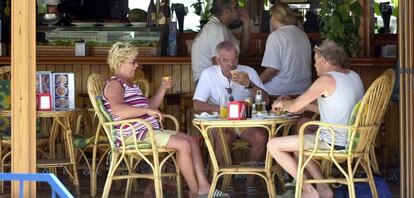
346 101 362 150
0 80 11 136
73 134 108 149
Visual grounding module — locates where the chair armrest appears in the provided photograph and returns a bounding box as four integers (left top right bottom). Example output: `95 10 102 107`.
101 118 157 151
298 121 351 153
161 114 179 131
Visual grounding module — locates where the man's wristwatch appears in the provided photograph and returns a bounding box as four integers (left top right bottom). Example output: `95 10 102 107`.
245 81 254 89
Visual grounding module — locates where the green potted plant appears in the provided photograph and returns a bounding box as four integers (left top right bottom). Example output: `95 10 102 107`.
319 0 362 57
191 0 213 28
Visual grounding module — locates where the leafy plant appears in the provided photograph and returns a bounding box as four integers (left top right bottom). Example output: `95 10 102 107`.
191 0 245 21
319 0 362 57
191 0 213 21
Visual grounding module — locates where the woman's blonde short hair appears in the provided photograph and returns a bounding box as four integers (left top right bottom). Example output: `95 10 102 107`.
269 2 296 25
107 42 138 72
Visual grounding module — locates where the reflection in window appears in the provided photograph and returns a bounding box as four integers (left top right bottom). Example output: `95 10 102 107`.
129 0 200 31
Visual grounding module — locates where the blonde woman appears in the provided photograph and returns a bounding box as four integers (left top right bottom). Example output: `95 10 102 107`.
260 2 312 96
102 42 228 198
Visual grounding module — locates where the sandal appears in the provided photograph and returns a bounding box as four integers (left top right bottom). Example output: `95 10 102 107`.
227 186 235 196
198 189 230 198
277 189 294 198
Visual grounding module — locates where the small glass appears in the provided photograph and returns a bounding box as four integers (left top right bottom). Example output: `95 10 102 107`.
219 95 228 119
261 101 267 114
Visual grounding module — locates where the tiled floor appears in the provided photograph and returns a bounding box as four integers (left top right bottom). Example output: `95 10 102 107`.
0 173 401 197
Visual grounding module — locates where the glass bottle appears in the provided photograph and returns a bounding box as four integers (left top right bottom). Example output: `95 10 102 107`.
255 90 263 112
147 0 157 27
168 10 177 56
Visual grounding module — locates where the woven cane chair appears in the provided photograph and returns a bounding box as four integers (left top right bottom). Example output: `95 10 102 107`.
0 66 52 193
76 75 151 196
320 69 396 178
369 69 395 174
295 70 394 198
87 73 182 197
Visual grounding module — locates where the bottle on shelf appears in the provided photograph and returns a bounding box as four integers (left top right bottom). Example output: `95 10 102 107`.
158 0 170 26
147 0 157 27
168 10 177 56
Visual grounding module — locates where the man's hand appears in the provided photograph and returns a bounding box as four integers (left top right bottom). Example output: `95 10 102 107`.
239 9 250 26
231 71 251 86
271 99 284 113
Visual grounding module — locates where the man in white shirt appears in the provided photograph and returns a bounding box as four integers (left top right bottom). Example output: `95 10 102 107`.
191 0 250 85
260 3 312 96
193 41 269 195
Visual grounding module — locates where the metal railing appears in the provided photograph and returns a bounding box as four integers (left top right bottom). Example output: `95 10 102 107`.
0 173 73 198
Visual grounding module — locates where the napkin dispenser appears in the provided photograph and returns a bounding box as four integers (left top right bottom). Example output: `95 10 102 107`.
227 101 246 120
36 93 52 111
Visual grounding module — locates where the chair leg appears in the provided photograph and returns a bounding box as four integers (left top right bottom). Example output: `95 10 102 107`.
154 178 163 198
175 165 183 198
364 156 379 198
208 172 219 198
369 147 380 174
347 160 356 198
294 151 306 198
274 166 286 192
266 173 277 198
124 157 134 198
102 153 119 198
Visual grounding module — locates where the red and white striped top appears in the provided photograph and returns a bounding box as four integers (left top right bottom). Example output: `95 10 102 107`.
102 76 160 146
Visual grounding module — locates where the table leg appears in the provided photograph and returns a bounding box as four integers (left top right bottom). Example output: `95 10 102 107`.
63 117 81 196
217 128 232 192
266 124 277 198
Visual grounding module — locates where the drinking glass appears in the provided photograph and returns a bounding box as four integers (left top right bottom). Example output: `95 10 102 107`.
219 95 228 119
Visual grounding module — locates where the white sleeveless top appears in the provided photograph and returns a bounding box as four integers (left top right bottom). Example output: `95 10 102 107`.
318 70 364 147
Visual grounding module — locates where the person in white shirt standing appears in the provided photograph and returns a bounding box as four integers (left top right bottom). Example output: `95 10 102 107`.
260 2 312 96
193 41 269 196
191 0 250 85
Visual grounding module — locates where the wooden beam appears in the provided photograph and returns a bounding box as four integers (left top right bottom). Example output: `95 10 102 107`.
359 0 373 57
11 0 37 196
400 0 414 197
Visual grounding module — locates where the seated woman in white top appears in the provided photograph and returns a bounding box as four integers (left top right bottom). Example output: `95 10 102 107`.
267 40 364 198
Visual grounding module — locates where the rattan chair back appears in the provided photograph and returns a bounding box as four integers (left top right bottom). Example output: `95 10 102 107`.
350 69 394 154
0 66 10 80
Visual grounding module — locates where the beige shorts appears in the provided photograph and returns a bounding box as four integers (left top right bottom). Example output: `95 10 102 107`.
303 134 345 150
125 129 179 147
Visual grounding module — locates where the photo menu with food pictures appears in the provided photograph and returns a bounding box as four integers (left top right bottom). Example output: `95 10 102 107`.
52 73 75 109
36 71 53 94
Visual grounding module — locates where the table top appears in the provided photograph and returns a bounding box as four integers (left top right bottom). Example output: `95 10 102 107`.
193 116 298 126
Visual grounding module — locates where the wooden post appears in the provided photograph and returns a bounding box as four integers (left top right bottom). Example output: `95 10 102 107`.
399 0 414 197
359 0 372 57
11 0 37 196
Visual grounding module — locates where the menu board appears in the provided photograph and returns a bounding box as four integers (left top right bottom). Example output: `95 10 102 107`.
36 71 53 94
52 73 75 109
